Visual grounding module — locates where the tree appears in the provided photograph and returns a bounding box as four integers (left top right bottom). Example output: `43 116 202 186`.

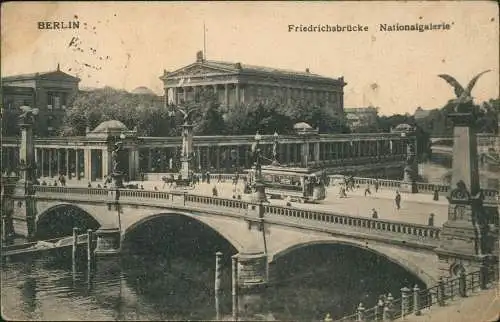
61 87 172 136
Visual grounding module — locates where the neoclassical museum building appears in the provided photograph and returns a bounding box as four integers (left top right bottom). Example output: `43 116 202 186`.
160 51 346 117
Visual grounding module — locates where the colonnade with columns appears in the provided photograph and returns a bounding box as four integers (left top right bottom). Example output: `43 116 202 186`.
137 138 408 174
167 83 344 112
1 134 410 182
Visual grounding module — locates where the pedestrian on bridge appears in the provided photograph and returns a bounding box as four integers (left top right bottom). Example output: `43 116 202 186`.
364 183 371 196
59 174 66 187
371 208 378 219
212 185 218 197
206 171 211 184
395 191 401 210
339 185 347 198
433 189 439 201
374 180 379 193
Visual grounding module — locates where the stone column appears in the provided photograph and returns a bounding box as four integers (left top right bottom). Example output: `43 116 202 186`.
315 142 320 162
172 87 178 105
196 147 201 171
225 84 229 107
75 149 80 180
56 149 61 176
183 86 187 102
128 148 139 181
216 146 221 171
65 149 70 176
301 141 309 167
102 148 109 178
235 83 240 104
147 148 152 172
40 148 45 177
84 149 92 182
284 143 290 164
193 86 199 102
48 149 53 178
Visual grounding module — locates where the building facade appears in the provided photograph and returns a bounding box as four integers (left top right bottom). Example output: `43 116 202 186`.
344 106 379 131
160 51 346 117
1 65 81 136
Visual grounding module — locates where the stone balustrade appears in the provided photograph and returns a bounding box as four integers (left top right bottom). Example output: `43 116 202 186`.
35 185 108 196
263 205 441 241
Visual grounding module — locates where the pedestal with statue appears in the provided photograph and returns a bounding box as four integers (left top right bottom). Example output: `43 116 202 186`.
109 140 125 189
249 132 268 204
434 70 498 281
179 123 195 184
9 106 39 240
400 138 419 193
169 105 198 187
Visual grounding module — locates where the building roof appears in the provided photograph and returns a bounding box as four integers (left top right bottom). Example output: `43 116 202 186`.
2 69 81 82
131 86 157 95
161 51 346 85
293 122 313 130
414 106 431 119
344 106 379 113
91 120 129 133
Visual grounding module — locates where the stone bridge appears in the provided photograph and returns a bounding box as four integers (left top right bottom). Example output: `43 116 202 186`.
6 185 450 288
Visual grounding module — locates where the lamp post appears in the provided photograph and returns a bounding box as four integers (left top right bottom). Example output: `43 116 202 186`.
401 130 418 193
250 131 268 203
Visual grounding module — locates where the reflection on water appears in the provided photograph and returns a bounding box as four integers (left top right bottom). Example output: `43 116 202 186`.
2 244 423 321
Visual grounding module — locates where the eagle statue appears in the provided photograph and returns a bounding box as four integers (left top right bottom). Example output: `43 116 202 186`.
437 70 491 112
177 107 198 125
18 105 39 124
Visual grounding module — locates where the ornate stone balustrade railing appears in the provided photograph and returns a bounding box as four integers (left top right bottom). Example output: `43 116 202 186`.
263 204 441 241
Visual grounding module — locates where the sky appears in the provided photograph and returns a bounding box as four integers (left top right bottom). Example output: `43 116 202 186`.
2 1 499 115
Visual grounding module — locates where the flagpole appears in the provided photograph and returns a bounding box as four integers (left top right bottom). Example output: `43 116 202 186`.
203 22 207 60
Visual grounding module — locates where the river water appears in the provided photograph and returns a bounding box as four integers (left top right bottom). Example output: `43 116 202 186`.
2 238 423 321
2 161 493 321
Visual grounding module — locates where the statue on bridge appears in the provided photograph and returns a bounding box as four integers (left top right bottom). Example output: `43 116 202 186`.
438 70 491 112
177 106 199 125
111 141 123 173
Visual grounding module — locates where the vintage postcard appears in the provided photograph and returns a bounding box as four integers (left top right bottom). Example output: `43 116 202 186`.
1 1 499 321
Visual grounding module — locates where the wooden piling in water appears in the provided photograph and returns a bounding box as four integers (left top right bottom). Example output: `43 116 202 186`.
87 229 93 270
72 227 78 274
215 251 222 321
232 255 239 321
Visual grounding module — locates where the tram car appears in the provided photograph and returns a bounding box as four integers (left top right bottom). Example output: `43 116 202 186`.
251 165 327 203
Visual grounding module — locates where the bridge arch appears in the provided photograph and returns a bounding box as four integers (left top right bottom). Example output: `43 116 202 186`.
36 204 101 240
271 239 436 287
121 211 244 254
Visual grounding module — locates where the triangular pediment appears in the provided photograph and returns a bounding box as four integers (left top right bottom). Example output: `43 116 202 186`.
167 62 237 78
38 70 80 82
